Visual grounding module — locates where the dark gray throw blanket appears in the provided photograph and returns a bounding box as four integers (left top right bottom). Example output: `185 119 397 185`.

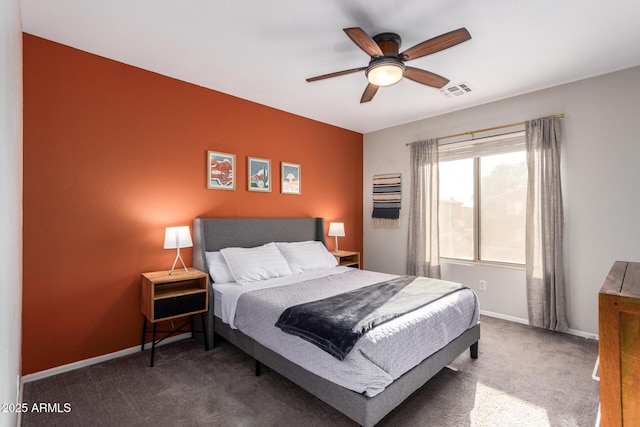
275 276 467 360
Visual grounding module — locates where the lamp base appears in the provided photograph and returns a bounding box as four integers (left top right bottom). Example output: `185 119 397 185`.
169 251 189 275
334 236 339 251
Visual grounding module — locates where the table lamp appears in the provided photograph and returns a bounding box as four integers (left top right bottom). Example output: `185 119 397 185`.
328 222 345 251
164 226 193 274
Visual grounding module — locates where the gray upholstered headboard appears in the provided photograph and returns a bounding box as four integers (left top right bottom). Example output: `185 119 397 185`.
191 217 326 349
192 217 326 274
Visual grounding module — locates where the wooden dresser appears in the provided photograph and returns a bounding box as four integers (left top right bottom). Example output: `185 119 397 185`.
599 261 640 426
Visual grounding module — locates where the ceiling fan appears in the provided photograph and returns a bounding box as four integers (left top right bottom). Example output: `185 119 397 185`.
306 27 471 103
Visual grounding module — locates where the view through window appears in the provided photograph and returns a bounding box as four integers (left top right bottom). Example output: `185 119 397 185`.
439 158 474 260
439 146 526 265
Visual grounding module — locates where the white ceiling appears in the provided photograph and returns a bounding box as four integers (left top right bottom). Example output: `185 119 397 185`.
20 0 640 134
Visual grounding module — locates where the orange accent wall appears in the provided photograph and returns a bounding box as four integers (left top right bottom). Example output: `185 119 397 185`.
22 34 363 375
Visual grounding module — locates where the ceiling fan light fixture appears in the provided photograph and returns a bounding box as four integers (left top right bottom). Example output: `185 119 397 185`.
306 27 472 103
366 57 405 87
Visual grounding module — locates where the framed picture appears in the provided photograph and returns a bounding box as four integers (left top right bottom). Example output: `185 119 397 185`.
281 162 301 195
248 157 271 192
207 150 235 190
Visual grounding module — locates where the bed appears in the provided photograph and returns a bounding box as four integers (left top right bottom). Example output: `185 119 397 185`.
192 217 480 427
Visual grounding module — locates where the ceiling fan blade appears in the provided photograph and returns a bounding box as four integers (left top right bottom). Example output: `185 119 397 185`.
400 28 471 61
360 83 379 103
306 66 367 82
344 27 384 57
403 67 450 88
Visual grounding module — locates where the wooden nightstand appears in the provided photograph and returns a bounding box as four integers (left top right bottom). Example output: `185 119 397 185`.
331 250 360 268
140 268 209 366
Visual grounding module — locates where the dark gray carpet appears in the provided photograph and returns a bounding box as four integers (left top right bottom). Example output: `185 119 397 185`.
22 316 599 426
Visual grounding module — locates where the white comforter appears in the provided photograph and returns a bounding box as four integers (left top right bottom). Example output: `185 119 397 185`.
214 267 479 397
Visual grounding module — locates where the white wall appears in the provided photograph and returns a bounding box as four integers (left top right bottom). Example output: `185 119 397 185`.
0 0 23 426
364 66 640 336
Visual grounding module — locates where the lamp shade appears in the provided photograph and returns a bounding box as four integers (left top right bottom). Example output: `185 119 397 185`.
328 222 345 237
164 226 193 249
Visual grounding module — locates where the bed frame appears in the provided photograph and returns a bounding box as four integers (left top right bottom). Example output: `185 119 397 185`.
192 217 480 427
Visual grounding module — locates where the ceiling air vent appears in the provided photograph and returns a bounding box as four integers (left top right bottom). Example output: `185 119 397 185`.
440 82 473 98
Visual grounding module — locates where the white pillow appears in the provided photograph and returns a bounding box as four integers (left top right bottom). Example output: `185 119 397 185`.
221 242 292 284
205 251 235 284
276 240 338 274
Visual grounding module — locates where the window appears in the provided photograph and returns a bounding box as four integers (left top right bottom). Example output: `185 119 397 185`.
438 132 526 265
439 158 474 260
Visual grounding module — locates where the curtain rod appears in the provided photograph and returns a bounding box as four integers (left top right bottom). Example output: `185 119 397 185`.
405 114 565 147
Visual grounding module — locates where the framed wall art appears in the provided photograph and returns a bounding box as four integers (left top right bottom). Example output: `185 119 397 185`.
248 157 271 192
207 150 235 190
281 162 301 195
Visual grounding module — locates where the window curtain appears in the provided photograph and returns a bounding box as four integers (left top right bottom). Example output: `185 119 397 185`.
407 139 441 278
525 116 568 331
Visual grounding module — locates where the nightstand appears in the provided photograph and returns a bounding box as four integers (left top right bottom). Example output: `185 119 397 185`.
331 250 360 268
140 268 209 367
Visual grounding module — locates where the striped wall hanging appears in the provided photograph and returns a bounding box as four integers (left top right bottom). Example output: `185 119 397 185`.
372 173 401 228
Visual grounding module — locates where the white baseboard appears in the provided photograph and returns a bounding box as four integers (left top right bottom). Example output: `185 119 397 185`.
17 375 23 427
480 310 598 340
22 333 191 383
479 309 529 326
566 328 598 340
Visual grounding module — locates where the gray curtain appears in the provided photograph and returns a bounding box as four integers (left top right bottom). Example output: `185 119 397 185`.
525 116 568 331
407 139 441 278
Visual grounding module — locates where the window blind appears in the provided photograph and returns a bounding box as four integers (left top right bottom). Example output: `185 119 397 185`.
438 131 525 161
